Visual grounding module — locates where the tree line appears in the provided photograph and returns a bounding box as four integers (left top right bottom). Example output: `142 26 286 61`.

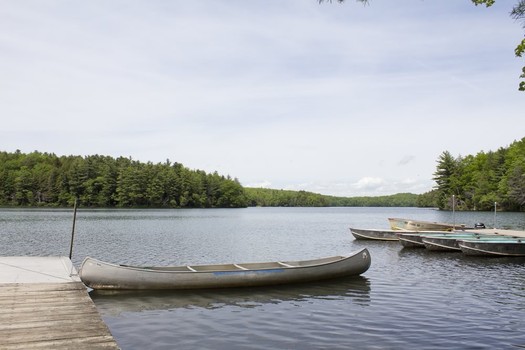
0 150 422 209
244 188 419 207
422 137 525 211
0 151 247 208
2 138 524 210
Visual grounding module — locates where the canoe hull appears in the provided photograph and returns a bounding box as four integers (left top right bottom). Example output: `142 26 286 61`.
350 228 399 241
79 248 371 290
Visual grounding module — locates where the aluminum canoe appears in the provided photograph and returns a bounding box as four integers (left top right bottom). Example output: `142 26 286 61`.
79 248 371 290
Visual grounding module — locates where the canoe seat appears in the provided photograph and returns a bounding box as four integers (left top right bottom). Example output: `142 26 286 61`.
278 262 295 268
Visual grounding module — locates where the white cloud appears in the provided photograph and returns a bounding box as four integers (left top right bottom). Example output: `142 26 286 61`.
352 177 385 191
245 181 272 189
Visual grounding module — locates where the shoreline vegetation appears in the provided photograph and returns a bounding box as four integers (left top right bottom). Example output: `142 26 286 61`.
1 137 524 211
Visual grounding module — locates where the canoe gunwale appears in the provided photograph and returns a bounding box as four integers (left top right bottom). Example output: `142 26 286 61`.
85 254 351 274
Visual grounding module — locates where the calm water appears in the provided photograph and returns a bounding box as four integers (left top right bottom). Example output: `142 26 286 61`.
1 207 525 349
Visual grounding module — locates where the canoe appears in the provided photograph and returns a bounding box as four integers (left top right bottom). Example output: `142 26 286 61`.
388 217 468 231
458 238 525 256
421 233 484 251
79 248 371 290
349 228 400 241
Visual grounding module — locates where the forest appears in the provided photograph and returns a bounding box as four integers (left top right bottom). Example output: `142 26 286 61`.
419 137 525 211
1 137 524 210
0 151 247 208
0 149 419 208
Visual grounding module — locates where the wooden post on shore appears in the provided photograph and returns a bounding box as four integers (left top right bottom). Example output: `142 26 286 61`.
69 198 78 259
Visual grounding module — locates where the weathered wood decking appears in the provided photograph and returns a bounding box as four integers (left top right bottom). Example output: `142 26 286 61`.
469 228 525 238
0 257 119 349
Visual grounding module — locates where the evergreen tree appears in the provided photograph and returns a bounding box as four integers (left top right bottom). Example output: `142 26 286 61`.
432 151 458 208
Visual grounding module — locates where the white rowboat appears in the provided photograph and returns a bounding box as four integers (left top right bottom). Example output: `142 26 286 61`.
388 217 468 231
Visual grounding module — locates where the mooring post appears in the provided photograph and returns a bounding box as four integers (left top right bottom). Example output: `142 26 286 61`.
69 199 78 260
493 201 497 229
452 195 456 230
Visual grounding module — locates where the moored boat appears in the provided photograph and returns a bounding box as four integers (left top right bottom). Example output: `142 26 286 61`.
388 217 467 232
349 228 400 241
79 248 371 290
396 231 453 248
421 233 484 251
458 238 525 256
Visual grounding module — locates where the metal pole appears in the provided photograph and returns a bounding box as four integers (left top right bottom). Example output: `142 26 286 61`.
69 199 78 260
493 201 497 229
452 195 455 230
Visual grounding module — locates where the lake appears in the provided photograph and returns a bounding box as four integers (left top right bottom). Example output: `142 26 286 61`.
1 207 525 349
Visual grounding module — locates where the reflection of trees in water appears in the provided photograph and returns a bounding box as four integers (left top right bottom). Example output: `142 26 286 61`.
90 276 371 315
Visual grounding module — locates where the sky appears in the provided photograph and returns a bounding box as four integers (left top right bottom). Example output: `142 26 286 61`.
1 1 524 197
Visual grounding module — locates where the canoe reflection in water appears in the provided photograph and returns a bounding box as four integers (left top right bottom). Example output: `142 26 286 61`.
90 276 371 315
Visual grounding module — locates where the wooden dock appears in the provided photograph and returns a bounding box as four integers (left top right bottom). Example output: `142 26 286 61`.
470 228 525 238
0 256 119 349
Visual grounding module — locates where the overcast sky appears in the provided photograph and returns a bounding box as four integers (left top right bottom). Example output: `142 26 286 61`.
1 1 524 197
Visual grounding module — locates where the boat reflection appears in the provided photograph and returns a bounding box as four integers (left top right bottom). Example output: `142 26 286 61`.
90 276 371 315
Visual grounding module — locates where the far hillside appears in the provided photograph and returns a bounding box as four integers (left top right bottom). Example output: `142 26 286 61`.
244 188 421 207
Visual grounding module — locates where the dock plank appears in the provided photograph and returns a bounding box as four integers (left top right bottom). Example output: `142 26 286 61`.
1 335 118 350
0 258 119 349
